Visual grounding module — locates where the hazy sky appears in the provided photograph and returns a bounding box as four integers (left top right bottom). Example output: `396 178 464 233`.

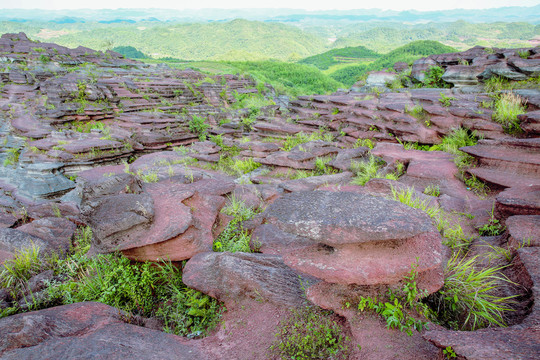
2 0 539 11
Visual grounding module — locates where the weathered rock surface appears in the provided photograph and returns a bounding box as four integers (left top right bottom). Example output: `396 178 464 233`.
495 185 540 220
183 251 313 307
461 138 540 188
0 302 207 359
507 215 540 248
260 191 444 293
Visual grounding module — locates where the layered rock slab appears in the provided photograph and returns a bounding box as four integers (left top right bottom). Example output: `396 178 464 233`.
0 302 206 360
259 191 444 293
183 252 313 307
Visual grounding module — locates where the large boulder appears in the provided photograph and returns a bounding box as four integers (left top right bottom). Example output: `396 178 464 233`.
259 191 444 293
183 252 313 307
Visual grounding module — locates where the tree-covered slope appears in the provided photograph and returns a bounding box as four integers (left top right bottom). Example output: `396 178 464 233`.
329 40 457 86
298 46 380 70
28 19 329 61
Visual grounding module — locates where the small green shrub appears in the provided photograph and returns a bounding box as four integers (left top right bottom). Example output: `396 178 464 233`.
478 203 505 236
269 306 351 360
189 115 210 141
439 92 456 107
357 261 429 336
48 253 223 336
213 196 260 252
423 66 450 88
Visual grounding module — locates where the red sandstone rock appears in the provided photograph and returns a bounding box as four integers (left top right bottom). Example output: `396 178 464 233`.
0 302 207 359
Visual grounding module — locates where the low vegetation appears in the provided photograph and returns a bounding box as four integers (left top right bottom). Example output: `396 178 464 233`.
427 254 515 331
270 305 351 360
491 92 527 133
390 187 515 331
213 196 261 253
1 227 223 337
351 155 403 185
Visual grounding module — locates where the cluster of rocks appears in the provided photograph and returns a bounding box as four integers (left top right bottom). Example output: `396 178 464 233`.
1 34 540 359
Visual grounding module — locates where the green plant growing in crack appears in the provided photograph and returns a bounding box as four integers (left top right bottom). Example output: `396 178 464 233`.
351 155 398 185
439 92 456 107
426 253 516 331
3 148 20 166
269 305 351 360
188 115 210 141
405 104 431 127
478 203 505 236
213 195 262 253
356 261 430 336
492 92 527 134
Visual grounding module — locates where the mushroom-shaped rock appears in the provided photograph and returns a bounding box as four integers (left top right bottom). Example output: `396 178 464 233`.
260 191 444 293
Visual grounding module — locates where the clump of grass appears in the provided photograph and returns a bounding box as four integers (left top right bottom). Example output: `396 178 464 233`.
0 243 43 296
351 155 385 186
269 306 351 360
232 158 260 175
391 186 441 219
464 174 489 198
136 169 159 183
427 254 516 331
431 127 478 170
353 138 374 149
314 156 337 176
492 92 527 134
3 148 20 166
405 104 431 127
213 196 261 253
424 184 441 197
281 131 329 152
351 155 402 186
391 186 472 252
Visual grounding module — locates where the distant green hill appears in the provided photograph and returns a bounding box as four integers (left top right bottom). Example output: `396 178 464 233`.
332 21 538 53
329 40 456 86
298 46 380 70
112 46 147 59
30 19 328 61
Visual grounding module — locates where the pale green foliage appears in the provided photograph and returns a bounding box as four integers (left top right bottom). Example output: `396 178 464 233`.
213 196 261 252
492 92 527 133
350 155 398 185
430 254 516 330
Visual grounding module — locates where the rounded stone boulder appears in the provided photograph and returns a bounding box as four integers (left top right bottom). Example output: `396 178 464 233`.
261 191 444 293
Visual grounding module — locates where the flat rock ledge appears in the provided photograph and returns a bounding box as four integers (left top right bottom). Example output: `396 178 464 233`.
259 191 444 293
